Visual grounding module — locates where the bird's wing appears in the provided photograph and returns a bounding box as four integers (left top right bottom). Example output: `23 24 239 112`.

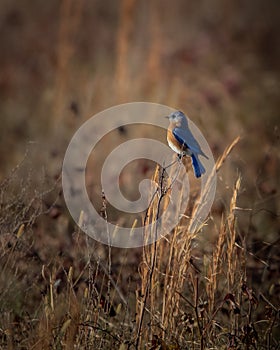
173 127 208 158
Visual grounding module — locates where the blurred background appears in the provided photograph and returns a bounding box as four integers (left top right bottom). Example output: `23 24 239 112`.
0 0 279 345
1 0 279 234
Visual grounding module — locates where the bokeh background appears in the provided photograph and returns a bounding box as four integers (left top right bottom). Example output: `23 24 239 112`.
0 0 279 347
1 0 279 240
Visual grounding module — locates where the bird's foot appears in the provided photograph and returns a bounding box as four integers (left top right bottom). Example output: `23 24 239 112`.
177 153 186 161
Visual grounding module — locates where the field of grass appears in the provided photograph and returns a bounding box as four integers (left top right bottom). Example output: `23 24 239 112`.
0 0 279 349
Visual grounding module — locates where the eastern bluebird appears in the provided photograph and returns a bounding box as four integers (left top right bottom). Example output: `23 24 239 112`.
166 111 208 178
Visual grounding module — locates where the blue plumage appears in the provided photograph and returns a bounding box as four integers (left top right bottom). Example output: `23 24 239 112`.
166 110 208 178
191 154 206 178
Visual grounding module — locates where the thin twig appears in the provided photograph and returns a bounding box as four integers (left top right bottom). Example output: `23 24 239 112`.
135 166 167 349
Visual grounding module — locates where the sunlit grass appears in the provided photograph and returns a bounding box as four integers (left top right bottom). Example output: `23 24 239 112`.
0 0 279 348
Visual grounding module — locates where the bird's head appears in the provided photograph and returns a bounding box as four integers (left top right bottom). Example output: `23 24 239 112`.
166 110 188 128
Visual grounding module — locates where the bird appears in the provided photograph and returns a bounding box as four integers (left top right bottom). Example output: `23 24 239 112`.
166 110 208 178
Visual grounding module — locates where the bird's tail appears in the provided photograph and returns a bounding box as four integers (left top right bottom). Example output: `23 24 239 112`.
191 154 206 178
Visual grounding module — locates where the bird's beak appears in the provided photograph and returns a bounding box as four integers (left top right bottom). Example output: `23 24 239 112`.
164 115 169 119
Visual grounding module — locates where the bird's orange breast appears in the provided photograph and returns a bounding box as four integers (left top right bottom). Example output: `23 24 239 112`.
167 128 188 154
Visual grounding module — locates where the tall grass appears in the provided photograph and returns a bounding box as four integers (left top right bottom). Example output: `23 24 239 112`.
52 0 85 130
0 0 279 349
134 137 254 349
1 137 278 349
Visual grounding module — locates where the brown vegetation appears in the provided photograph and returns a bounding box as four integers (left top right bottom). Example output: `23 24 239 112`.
0 0 279 348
